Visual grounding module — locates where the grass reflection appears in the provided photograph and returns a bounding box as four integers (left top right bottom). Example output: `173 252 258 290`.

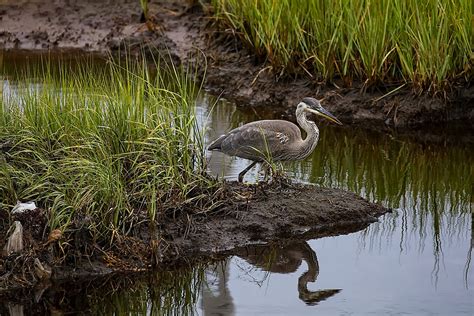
0 265 207 315
88 267 205 315
304 126 471 211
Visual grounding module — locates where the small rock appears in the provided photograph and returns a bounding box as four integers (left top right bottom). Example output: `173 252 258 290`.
45 229 63 245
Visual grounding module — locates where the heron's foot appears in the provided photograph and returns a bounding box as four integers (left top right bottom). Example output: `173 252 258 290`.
260 163 291 187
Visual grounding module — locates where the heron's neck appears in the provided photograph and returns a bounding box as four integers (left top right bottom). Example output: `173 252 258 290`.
296 108 320 158
298 243 320 289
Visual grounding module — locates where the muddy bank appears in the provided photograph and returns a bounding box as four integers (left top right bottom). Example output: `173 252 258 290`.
163 182 388 254
0 181 389 293
159 2 474 130
196 28 474 130
0 0 473 130
0 0 145 51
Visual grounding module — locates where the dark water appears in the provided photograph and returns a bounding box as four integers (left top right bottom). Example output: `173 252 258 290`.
1 52 473 315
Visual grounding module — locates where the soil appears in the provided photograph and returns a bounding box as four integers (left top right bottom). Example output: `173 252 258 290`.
162 182 388 255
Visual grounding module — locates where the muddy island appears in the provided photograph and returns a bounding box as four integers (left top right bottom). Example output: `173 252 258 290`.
0 181 389 294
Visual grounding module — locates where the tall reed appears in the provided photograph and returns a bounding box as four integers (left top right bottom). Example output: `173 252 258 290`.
0 54 215 241
212 0 473 91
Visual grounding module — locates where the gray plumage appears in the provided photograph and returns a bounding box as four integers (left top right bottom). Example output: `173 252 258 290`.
208 97 342 182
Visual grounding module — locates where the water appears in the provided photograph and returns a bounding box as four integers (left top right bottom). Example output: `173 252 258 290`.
1 52 473 315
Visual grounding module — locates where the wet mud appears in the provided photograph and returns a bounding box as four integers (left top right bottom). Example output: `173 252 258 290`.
161 182 389 258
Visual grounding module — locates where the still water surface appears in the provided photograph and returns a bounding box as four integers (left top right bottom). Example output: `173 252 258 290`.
1 53 472 315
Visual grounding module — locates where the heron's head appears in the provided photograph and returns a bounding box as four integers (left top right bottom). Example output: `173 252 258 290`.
298 97 342 125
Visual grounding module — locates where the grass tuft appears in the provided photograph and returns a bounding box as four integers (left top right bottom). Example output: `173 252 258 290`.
0 54 217 242
212 0 473 92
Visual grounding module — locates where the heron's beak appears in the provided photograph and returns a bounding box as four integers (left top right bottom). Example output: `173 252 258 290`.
307 106 343 125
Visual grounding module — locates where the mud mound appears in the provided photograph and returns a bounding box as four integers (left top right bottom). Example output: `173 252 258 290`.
160 182 389 255
0 181 389 293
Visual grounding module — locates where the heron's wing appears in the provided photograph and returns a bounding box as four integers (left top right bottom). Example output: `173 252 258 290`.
216 120 301 160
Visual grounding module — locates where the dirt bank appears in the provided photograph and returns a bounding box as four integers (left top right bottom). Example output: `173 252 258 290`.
1 0 472 130
0 181 390 293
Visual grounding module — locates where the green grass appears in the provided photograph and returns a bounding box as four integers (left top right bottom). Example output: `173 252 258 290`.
212 0 473 92
0 54 217 241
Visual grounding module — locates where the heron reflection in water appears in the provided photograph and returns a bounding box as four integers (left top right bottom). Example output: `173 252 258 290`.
208 97 342 182
201 241 340 313
237 241 341 305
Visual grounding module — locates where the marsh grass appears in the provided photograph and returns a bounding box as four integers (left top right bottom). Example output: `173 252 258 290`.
139 0 149 20
212 0 472 92
0 53 217 242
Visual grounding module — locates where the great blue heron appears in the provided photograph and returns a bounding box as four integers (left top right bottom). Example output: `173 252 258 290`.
208 97 342 182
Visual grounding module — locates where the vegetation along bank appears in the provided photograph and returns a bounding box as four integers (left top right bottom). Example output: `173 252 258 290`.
0 0 472 128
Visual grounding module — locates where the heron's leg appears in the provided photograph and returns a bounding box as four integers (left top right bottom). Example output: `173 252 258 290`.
238 161 257 183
